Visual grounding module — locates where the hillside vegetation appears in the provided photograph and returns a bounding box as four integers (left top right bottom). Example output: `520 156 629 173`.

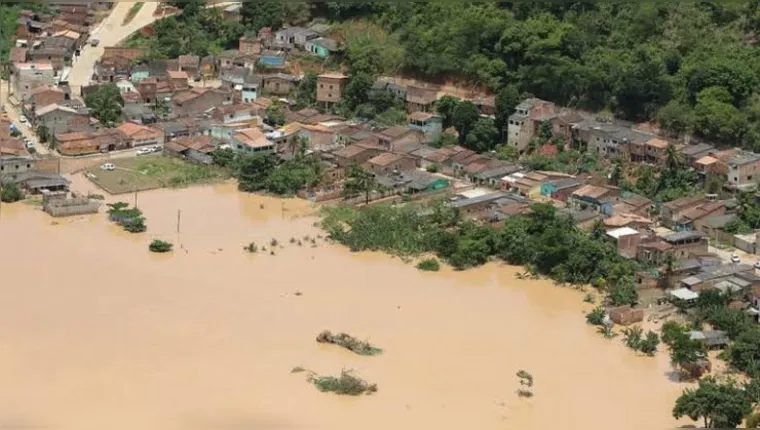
237 2 760 151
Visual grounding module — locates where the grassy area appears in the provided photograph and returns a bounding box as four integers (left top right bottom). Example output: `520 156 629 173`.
85 155 228 195
122 2 144 25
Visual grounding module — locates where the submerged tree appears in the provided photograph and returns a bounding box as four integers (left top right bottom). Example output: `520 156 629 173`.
516 370 534 397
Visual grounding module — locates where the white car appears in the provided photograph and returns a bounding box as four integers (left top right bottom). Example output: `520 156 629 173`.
136 147 152 156
19 116 28 124
100 163 115 171
731 253 741 264
754 261 760 269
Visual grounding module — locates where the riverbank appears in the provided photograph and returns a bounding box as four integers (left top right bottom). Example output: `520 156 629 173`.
0 178 691 430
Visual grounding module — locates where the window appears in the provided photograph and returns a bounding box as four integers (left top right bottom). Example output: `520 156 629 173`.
329 85 333 89
26 164 30 168
319 84 323 88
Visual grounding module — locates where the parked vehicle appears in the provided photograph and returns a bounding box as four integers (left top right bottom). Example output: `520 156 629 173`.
136 147 152 156
100 163 115 171
19 116 28 124
754 261 760 269
90 39 99 47
731 253 741 264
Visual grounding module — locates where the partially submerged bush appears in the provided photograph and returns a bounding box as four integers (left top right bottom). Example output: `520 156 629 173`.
416 258 440 272
0 182 23 203
308 369 377 396
244 242 258 253
149 239 173 253
316 330 382 356
586 306 607 326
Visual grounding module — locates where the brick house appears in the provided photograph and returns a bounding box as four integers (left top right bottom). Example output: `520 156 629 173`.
239 36 262 55
661 196 726 231
331 139 386 168
636 231 709 266
34 103 90 135
316 72 348 106
171 88 232 118
116 121 164 148
367 153 417 175
726 151 760 190
261 73 298 96
12 62 55 101
405 85 437 113
507 98 557 152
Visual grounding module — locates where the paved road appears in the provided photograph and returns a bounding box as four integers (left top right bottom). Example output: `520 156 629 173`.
69 2 162 98
0 81 49 155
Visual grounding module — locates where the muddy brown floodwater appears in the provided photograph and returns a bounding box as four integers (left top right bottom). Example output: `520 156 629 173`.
0 178 692 430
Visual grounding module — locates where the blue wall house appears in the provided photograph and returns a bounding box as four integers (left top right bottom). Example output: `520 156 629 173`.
408 111 443 143
304 37 340 58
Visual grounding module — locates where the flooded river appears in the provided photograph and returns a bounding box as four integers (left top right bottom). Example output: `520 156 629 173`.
0 178 690 430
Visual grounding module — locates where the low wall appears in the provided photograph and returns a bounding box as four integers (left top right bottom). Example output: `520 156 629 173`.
44 197 100 217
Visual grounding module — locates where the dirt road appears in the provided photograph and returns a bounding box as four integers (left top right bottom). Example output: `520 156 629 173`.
68 2 161 98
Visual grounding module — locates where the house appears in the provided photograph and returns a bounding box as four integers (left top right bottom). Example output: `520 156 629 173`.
540 178 583 202
9 47 27 64
230 128 275 154
507 98 557 152
316 73 348 106
12 171 70 194
367 153 417 175
172 88 232 118
699 214 739 242
239 35 262 55
12 62 55 101
680 143 716 166
642 138 672 165
28 37 74 71
26 84 66 107
167 70 189 90
375 170 450 195
304 37 340 57
604 213 653 230
370 77 407 101
34 103 89 134
726 150 760 190
200 56 215 77
261 73 298 96
405 85 437 113
661 196 726 231
217 50 239 69
298 124 337 152
163 135 220 164
275 27 318 46
450 191 509 219
116 122 164 148
210 104 260 125
259 50 287 68
122 103 157 125
568 184 620 212
0 156 36 180
55 129 128 156
177 55 200 78
690 331 730 349
681 264 756 292
471 94 496 116
375 126 424 152
636 231 709 266
552 111 585 142
408 111 443 144
609 195 652 217
332 140 386 168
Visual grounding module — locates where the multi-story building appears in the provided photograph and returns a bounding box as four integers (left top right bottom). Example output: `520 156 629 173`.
507 98 556 152
316 72 348 107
